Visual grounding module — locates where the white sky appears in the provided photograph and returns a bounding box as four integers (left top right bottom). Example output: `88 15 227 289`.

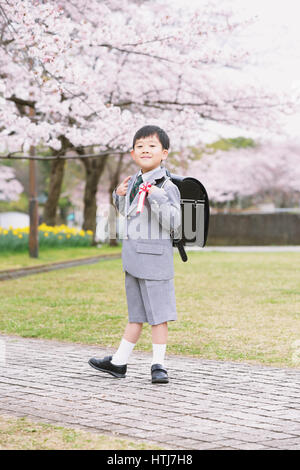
172 0 300 141
232 0 300 85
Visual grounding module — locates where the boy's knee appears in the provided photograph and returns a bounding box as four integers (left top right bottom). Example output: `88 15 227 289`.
127 322 143 331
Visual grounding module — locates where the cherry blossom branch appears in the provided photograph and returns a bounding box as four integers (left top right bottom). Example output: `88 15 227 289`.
0 150 127 161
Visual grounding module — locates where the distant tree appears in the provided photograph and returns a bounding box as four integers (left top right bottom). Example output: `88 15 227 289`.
187 141 300 208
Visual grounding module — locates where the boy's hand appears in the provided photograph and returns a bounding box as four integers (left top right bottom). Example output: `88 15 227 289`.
116 176 131 196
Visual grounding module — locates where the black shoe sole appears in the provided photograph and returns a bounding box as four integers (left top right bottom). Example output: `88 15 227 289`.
152 377 169 384
88 359 126 378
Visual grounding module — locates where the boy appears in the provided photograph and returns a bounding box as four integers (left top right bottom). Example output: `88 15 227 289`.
88 125 181 384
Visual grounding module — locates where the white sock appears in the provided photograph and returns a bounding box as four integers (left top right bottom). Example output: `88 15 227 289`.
151 343 166 367
111 338 136 365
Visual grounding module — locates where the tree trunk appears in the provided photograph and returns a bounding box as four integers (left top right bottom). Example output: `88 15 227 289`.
108 154 124 246
82 155 108 244
43 159 66 226
43 136 71 226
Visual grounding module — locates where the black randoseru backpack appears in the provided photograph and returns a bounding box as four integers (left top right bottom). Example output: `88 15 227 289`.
156 169 210 262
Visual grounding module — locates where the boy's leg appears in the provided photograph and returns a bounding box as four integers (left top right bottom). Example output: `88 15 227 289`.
111 322 143 365
124 322 144 343
151 321 168 367
88 322 143 377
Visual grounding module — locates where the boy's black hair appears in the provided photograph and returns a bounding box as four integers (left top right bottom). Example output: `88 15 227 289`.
132 125 170 150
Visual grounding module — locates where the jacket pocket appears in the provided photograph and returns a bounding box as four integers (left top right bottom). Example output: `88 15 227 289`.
136 242 164 255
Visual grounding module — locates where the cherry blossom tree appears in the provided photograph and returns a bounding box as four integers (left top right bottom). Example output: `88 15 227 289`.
0 166 24 202
0 0 294 231
187 140 300 208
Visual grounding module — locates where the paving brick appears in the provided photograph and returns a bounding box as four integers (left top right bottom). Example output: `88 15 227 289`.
213 439 270 450
0 333 299 450
259 437 300 448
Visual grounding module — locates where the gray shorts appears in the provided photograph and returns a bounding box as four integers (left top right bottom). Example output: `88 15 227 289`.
125 271 177 325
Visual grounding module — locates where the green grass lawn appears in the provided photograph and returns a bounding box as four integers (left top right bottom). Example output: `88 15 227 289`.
0 414 162 450
0 250 299 367
0 244 121 270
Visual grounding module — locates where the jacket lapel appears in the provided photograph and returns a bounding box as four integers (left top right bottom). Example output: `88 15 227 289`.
125 167 167 217
147 166 166 185
125 172 139 216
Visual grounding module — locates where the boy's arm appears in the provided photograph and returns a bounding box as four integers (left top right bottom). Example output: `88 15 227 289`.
112 175 132 216
112 190 126 216
147 181 181 238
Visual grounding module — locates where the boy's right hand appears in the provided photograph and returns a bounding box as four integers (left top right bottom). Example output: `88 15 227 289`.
116 176 131 196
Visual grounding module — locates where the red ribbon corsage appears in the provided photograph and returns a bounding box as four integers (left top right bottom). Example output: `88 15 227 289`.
136 182 152 214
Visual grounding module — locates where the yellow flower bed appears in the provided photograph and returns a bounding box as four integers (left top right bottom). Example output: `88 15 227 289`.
0 224 93 251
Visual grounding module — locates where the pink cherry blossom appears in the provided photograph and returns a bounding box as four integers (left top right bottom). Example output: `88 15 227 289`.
0 166 24 201
0 0 293 158
187 141 300 205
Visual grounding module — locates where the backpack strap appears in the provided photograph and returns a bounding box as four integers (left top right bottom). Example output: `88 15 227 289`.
154 168 171 189
174 239 188 262
154 175 170 189
153 171 188 262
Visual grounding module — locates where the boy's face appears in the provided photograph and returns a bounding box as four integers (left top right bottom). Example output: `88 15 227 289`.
130 134 168 173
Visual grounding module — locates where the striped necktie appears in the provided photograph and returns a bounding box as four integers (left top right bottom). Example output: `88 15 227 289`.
129 175 143 204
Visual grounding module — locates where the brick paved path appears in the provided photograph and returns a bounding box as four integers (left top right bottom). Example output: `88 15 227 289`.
0 334 299 450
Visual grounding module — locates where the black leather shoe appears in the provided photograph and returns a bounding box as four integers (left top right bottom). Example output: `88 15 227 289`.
88 356 127 378
151 364 169 384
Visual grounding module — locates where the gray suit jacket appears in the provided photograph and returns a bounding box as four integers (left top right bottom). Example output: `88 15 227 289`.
113 166 181 280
